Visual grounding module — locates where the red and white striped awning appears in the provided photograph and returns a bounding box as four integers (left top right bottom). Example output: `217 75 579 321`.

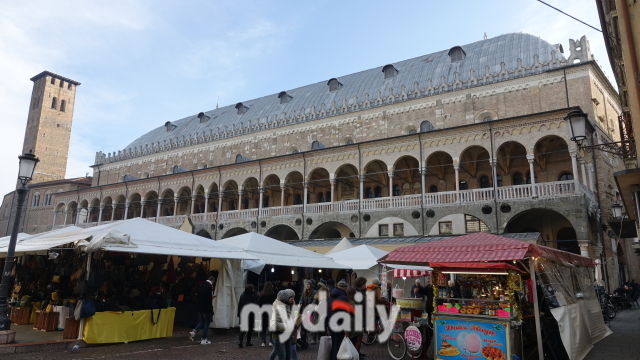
392 268 430 278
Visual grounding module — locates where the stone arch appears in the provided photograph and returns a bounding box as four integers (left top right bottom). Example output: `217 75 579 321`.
425 151 455 192
262 174 281 207
285 171 304 205
503 208 585 246
533 135 571 178
242 177 260 209
495 141 528 186
158 189 175 217
307 167 330 204
143 191 159 218
459 145 491 190
175 187 192 215
340 135 355 146
128 193 142 219
393 156 421 195
309 221 355 240
88 198 101 223
427 212 491 235
221 180 239 211
113 195 127 220
475 109 498 123
67 201 79 225
196 229 212 239
365 217 419 237
208 182 220 212
264 224 300 241
556 227 579 255
334 164 359 201
222 227 249 239
363 160 388 198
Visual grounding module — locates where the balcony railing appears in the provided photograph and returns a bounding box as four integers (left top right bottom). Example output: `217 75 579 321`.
191 212 218 223
219 208 258 221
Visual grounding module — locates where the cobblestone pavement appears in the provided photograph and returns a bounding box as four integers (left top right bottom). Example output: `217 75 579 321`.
2 331 406 360
584 307 640 360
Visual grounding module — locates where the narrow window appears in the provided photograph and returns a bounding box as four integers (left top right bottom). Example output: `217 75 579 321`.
262 196 269 208
346 140 354 145
392 184 401 196
51 78 55 85
393 223 404 236
379 224 389 237
513 172 524 185
60 99 66 112
317 193 325 203
68 83 72 90
449 46 466 62
229 200 236 211
559 173 574 181
59 80 64 88
459 181 468 190
366 187 374 198
374 186 382 198
420 120 435 132
429 185 438 193
382 64 398 79
243 198 250 210
465 215 489 233
439 221 453 235
51 97 57 109
295 194 303 205
525 171 537 184
479 176 491 188
325 191 331 201
496 175 503 187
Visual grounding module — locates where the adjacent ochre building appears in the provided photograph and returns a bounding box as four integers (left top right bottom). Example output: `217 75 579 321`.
1 33 637 287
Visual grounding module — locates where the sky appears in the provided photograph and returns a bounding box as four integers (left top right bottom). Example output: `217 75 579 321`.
0 0 613 198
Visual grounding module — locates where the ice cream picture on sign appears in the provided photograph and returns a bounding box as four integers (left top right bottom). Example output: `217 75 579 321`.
434 318 509 360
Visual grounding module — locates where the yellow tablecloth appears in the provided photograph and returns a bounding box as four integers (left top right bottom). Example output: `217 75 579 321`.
83 307 175 344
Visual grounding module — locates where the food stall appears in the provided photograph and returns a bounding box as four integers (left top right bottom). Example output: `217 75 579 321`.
381 232 610 360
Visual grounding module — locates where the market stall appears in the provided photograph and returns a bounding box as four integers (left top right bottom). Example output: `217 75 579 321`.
381 232 610 360
2 218 258 342
327 244 388 283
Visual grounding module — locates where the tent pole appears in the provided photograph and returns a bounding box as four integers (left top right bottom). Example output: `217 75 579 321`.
529 257 543 360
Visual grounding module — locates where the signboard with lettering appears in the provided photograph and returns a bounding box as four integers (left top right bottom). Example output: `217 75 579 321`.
404 325 422 352
433 315 510 360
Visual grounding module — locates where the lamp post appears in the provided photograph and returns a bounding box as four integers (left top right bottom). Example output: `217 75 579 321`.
611 203 624 219
565 108 611 291
0 151 39 332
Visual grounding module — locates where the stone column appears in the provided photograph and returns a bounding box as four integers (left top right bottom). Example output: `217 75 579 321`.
75 208 82 225
238 187 244 210
330 179 336 203
156 198 163 218
62 210 67 226
454 163 460 202
420 168 426 205
578 241 590 257
587 163 595 191
97 205 104 224
580 160 588 187
303 181 308 210
123 202 130 219
570 150 580 191
359 175 364 202
388 171 394 198
527 154 537 197
173 197 179 216
191 195 196 214
259 187 265 212
218 192 223 213
140 200 146 218
280 184 286 207
204 193 209 213
110 204 116 221
52 210 57 230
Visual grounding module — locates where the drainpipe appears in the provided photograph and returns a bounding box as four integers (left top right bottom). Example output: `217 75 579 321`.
489 121 500 233
357 143 362 239
257 160 262 234
590 131 611 291
418 133 425 236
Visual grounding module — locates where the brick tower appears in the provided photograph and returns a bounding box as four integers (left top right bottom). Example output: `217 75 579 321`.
22 71 80 184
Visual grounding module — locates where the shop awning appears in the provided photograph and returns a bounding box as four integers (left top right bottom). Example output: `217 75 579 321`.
428 261 525 274
219 232 349 273
0 218 259 260
381 232 595 267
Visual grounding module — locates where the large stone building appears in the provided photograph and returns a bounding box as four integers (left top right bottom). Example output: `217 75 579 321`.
1 33 637 286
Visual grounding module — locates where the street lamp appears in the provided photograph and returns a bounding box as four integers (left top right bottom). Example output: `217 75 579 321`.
611 203 624 219
0 151 39 332
565 107 634 156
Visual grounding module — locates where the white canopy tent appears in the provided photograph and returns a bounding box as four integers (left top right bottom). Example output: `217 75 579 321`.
327 245 388 283
219 232 349 274
0 226 83 255
325 238 354 255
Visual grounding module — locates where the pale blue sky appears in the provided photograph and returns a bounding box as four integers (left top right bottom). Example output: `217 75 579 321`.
0 0 612 197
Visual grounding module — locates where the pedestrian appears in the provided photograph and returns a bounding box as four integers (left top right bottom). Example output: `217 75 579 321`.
259 281 277 347
269 289 295 360
298 280 316 348
353 276 367 356
189 276 215 345
346 286 363 356
411 279 424 295
327 278 335 292
329 280 350 360
237 284 259 348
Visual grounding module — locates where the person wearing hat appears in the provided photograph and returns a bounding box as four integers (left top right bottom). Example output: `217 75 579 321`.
269 289 296 360
328 280 353 360
189 276 216 345
237 284 259 348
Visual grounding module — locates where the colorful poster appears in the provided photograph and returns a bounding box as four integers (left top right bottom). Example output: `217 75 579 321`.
433 316 509 360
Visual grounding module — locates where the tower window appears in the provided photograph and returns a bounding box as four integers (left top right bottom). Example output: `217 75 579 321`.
60 100 66 112
420 120 435 132
448 46 466 62
382 64 398 79
311 140 326 150
235 154 250 163
59 80 64 88
51 97 57 109
51 78 55 85
32 195 40 207
68 83 72 90
327 78 342 92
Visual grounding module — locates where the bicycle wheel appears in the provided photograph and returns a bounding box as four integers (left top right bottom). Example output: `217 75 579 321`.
607 304 616 319
362 331 377 345
387 332 407 360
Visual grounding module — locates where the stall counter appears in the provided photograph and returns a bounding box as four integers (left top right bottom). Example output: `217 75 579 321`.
83 307 175 344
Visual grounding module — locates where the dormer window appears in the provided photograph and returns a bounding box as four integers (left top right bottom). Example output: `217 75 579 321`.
311 140 326 150
235 154 250 163
278 91 292 104
327 78 342 92
448 46 466 62
235 102 248 115
165 121 177 132
197 112 211 123
382 64 398 79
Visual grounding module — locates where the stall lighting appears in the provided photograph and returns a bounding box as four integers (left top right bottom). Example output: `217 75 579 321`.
318 269 322 273
271 267 274 273
402 277 407 280
291 270 294 274
440 271 508 275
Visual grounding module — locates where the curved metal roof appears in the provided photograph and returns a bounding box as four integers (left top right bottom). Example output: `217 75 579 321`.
109 33 565 163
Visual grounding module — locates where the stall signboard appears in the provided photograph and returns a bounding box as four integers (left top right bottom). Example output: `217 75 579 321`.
404 325 422 352
433 316 509 360
381 264 388 299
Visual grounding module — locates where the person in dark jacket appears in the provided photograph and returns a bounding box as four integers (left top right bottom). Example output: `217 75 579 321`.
238 284 259 347
189 276 215 344
329 280 350 360
298 280 316 348
259 281 277 347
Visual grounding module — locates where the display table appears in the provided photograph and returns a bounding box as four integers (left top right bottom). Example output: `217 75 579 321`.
53 306 70 329
83 307 175 344
10 307 31 325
